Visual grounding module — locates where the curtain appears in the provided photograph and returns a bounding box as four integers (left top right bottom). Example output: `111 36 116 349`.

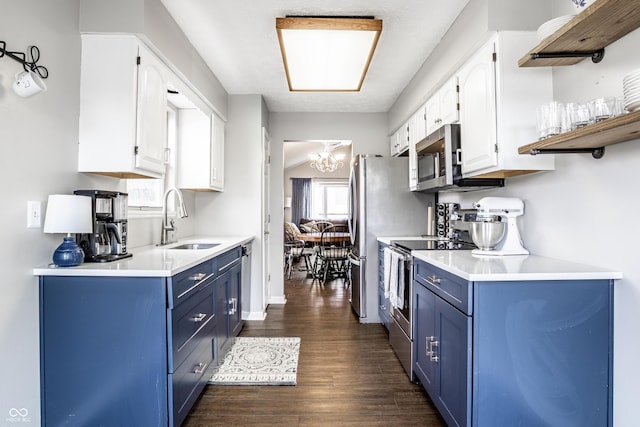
291 178 311 227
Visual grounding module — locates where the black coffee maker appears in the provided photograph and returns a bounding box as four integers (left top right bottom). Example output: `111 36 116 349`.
74 190 132 262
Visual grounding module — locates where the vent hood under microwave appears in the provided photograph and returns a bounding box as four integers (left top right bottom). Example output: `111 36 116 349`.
414 124 504 192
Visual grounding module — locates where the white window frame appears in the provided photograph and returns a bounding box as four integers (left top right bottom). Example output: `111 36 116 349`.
311 179 349 220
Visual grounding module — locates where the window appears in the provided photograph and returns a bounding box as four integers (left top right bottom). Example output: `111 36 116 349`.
127 104 177 212
311 180 348 219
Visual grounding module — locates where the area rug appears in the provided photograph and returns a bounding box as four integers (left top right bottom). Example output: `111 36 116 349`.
208 337 300 385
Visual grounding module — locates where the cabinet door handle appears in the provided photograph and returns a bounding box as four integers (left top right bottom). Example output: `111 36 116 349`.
194 362 208 374
426 336 439 363
426 275 441 286
192 312 207 323
228 297 237 315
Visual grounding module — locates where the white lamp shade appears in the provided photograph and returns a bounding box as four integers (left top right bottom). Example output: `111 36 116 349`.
43 195 93 234
284 197 292 209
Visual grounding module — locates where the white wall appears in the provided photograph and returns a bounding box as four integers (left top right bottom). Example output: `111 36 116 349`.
0 1 223 423
195 95 266 319
269 112 388 304
395 1 639 425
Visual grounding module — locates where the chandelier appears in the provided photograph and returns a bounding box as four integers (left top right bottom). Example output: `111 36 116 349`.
309 145 345 173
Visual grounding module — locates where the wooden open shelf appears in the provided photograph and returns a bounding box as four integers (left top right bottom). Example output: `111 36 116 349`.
518 109 640 155
519 0 640 67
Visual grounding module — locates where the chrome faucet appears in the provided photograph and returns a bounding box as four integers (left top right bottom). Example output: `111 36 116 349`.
160 187 188 246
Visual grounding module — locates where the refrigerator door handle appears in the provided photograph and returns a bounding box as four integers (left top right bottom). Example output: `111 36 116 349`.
348 164 357 245
347 252 361 266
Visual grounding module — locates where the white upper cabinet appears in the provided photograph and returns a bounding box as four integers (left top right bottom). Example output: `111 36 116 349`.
78 35 167 179
425 76 459 136
390 121 410 157
171 72 225 192
458 32 554 178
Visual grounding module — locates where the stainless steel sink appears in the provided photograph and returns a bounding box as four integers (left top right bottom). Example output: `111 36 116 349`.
170 243 220 250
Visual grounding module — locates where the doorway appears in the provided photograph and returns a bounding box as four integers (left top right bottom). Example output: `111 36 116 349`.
282 140 352 277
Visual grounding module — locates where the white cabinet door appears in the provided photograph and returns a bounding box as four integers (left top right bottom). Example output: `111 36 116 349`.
177 109 211 190
78 35 166 178
398 120 410 154
425 76 459 136
424 93 441 136
410 106 427 144
439 76 459 127
135 43 168 175
389 130 400 156
210 113 225 191
458 39 498 175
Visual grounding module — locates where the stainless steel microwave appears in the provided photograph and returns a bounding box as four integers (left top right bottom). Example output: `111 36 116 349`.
414 123 504 192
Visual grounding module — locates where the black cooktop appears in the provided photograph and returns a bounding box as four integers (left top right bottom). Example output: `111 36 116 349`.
391 239 475 251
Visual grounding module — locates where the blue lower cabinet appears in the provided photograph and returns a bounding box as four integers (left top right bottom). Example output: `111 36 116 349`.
413 258 613 427
39 276 169 426
39 248 244 426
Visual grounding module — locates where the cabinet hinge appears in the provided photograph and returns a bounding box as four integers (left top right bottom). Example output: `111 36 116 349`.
494 144 499 153
136 56 141 65
457 102 460 111
492 52 497 62
134 146 139 155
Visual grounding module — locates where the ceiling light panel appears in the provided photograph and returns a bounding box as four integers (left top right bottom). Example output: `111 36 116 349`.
276 17 382 92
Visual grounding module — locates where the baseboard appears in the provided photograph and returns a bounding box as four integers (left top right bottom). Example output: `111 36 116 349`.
269 295 287 305
243 310 267 321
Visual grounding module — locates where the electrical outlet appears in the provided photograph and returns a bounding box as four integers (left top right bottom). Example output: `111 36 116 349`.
27 201 41 228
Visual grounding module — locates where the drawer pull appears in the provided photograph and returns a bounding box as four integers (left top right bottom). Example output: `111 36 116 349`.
192 313 207 323
426 275 441 286
194 362 208 374
177 273 214 299
189 273 207 281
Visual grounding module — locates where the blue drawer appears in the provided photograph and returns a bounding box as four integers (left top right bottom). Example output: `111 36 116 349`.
169 261 214 308
414 259 472 315
170 335 214 427
214 246 241 276
169 278 215 371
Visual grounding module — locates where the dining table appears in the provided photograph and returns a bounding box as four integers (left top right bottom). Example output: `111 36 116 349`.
299 232 351 244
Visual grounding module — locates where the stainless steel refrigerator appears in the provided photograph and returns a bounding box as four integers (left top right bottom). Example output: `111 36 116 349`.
347 154 434 323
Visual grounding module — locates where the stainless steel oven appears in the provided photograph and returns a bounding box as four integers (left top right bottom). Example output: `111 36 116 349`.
389 234 476 381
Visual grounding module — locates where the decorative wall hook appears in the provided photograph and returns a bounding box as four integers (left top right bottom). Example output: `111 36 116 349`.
0 41 49 79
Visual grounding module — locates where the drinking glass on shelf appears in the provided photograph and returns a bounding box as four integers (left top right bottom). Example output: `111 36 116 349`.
588 98 616 122
568 103 591 128
547 101 564 136
536 104 550 139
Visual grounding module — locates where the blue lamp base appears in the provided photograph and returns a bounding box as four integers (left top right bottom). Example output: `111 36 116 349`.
52 237 85 267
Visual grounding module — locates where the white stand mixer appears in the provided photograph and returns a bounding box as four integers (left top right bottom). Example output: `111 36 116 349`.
472 197 529 256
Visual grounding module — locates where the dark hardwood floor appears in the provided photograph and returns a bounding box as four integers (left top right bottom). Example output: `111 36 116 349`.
183 263 446 426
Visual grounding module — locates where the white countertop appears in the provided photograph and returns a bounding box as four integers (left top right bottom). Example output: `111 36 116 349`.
413 250 623 282
377 235 435 245
33 235 254 277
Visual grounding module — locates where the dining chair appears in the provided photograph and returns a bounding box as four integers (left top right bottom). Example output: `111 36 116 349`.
283 222 313 278
313 224 350 284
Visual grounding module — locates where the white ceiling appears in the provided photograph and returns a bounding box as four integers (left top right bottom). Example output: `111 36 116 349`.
159 0 470 113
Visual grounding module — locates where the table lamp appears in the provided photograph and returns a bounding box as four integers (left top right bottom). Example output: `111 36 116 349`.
43 194 93 267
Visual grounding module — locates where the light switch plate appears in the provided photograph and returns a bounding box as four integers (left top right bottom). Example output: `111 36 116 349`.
27 201 41 228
